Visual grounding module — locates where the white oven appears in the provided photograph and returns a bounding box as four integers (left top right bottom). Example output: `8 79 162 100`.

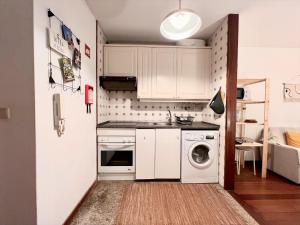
98 136 135 173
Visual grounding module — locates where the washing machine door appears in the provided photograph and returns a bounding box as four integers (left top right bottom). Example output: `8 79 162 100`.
188 142 215 169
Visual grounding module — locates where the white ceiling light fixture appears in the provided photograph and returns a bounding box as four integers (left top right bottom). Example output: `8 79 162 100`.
160 0 202 40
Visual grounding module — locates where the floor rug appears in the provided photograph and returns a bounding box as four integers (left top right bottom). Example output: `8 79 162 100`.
69 182 258 225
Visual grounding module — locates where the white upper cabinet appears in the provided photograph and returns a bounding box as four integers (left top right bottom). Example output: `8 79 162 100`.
137 47 152 99
151 48 177 99
104 46 137 76
104 45 212 101
177 48 211 99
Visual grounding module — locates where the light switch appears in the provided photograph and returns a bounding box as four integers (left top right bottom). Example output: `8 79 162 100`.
0 107 11 119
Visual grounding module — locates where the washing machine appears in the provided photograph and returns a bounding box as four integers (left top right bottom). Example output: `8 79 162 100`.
181 130 219 183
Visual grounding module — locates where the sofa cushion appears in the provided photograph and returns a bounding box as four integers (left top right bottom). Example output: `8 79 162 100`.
269 127 286 144
286 131 300 148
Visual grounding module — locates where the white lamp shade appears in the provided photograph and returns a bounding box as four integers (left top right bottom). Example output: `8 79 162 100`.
160 9 202 40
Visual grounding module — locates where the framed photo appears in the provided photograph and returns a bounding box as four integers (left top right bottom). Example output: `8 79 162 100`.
73 48 81 69
59 57 75 82
62 24 74 48
48 28 68 56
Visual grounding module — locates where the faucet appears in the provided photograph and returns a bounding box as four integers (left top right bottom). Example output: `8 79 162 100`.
167 110 172 125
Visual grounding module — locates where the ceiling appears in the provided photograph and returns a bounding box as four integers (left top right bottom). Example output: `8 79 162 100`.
85 0 258 44
86 0 300 47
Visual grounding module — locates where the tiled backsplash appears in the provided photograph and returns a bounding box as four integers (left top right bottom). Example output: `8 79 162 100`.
96 22 107 123
202 17 228 187
99 90 206 122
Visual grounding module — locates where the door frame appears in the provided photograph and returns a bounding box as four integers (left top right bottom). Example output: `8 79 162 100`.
224 14 239 190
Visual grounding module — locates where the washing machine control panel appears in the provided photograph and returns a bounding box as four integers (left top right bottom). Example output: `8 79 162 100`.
185 134 204 141
184 133 215 141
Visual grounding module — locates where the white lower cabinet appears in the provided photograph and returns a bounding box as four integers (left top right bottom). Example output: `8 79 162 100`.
136 129 156 179
136 129 181 179
155 129 181 179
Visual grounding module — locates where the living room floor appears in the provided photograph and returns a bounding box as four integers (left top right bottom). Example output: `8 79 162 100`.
231 162 300 225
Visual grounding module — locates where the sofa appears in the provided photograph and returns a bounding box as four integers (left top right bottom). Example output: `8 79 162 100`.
267 127 300 184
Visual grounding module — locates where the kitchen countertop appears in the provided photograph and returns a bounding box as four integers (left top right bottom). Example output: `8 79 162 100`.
97 121 220 130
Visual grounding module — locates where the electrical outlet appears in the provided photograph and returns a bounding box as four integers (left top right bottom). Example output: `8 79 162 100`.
0 107 11 119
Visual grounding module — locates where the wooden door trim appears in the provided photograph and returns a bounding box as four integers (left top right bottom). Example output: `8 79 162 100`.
224 14 239 190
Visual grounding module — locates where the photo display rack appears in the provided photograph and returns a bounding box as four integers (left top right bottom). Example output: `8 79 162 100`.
47 9 82 93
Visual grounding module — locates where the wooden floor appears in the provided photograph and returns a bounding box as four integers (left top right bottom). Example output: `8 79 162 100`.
231 162 300 225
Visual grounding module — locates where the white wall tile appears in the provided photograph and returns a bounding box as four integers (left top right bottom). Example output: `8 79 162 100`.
98 90 205 122
203 17 228 187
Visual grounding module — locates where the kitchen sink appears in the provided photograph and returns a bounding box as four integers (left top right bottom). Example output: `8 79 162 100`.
150 122 174 126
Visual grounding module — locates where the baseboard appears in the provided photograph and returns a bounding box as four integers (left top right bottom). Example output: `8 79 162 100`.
98 173 135 180
63 180 97 225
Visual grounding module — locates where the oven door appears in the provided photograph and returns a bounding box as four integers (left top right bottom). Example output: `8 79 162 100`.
98 143 135 173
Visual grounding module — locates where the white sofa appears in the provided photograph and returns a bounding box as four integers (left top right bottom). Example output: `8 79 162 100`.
267 127 300 184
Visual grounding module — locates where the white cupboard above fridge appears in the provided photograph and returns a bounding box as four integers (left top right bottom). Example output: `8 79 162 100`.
104 44 212 101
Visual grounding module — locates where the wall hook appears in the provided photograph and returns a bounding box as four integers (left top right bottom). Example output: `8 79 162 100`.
48 9 54 18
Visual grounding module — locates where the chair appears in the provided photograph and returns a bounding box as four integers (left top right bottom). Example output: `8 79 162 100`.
236 148 256 175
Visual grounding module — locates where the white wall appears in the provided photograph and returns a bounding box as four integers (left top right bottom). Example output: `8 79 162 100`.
0 1 37 224
239 0 300 48
239 47 300 127
238 0 300 128
34 0 97 224
238 1 300 160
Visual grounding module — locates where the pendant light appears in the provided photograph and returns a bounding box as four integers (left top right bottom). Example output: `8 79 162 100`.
160 0 202 40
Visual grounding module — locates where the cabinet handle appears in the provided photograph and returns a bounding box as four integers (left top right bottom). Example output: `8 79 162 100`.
144 136 146 140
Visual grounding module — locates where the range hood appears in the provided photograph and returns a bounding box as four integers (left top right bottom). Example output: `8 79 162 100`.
99 76 137 91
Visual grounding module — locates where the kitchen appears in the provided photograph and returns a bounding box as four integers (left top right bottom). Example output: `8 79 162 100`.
94 2 230 184
96 42 223 182
85 0 238 221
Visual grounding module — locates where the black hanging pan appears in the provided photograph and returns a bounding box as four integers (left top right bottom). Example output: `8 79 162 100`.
209 87 225 115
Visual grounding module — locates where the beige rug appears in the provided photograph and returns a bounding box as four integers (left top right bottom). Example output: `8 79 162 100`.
69 182 258 225
115 183 258 225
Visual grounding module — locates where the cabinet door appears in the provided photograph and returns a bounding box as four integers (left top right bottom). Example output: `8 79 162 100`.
155 129 181 179
137 47 152 98
151 48 177 99
136 129 155 179
104 46 137 76
177 48 211 99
